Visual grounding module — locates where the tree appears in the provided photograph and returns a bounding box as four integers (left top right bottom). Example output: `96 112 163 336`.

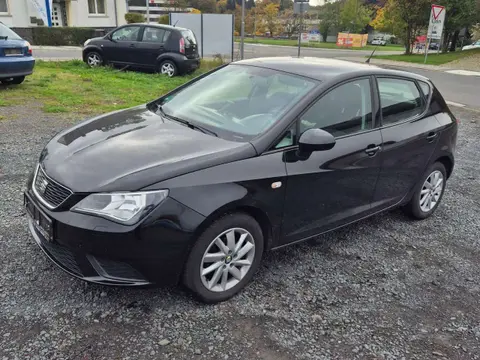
340 0 372 33
318 1 341 42
190 0 216 13
216 0 228 13
435 0 480 51
281 9 299 38
190 8 202 14
262 2 280 36
370 0 430 54
279 0 293 11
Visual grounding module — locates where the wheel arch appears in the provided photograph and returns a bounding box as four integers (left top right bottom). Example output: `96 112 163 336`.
435 155 454 179
191 202 275 253
83 46 104 62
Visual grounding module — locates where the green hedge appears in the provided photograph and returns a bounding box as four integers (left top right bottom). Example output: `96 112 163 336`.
32 27 106 46
125 12 145 24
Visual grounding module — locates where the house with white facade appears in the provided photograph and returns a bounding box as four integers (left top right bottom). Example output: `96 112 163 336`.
0 0 127 28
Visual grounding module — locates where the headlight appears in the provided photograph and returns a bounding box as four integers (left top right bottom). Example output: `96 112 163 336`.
72 190 168 225
84 39 91 47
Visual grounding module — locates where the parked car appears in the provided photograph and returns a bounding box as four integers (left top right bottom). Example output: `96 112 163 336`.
462 40 480 51
25 58 457 303
0 22 35 85
429 42 440 50
371 38 387 46
82 24 200 77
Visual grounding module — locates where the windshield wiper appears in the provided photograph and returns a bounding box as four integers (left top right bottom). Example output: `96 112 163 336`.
157 105 218 137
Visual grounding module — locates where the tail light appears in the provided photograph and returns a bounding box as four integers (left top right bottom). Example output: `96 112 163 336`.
179 37 185 54
25 41 32 55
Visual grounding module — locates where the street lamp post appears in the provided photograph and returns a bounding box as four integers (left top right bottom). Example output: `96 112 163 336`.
146 0 150 24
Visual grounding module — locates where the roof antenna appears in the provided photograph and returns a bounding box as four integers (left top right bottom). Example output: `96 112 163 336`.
173 20 178 27
366 45 378 64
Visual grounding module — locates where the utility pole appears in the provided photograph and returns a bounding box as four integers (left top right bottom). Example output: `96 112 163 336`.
240 0 245 59
146 0 150 24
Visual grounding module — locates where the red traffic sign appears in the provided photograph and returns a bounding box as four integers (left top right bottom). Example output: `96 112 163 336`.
432 4 445 20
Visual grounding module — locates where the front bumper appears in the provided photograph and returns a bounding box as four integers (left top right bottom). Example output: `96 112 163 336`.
24 190 205 286
0 56 35 79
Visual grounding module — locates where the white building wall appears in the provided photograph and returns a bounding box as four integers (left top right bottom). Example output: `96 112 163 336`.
0 0 127 28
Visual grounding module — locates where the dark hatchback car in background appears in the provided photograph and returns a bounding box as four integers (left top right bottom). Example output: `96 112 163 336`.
0 22 35 85
82 23 200 77
25 58 457 303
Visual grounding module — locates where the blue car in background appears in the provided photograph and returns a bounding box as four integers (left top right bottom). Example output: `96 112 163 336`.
0 22 35 85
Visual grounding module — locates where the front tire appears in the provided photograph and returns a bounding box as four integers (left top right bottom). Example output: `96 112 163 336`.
404 162 447 219
1 76 25 85
86 51 103 67
159 60 178 77
183 213 264 303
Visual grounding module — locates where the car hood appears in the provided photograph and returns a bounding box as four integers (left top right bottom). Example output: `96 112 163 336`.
40 105 256 192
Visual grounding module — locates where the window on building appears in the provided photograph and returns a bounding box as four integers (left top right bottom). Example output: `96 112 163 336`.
0 0 8 13
377 78 424 126
88 0 106 14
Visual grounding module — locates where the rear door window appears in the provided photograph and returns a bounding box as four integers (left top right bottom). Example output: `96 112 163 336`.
142 27 166 43
377 78 425 126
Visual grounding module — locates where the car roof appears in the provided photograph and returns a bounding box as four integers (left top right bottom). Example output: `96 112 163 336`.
233 57 429 82
134 23 189 32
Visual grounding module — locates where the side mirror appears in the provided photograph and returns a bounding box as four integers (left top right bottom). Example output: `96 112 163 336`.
298 128 336 154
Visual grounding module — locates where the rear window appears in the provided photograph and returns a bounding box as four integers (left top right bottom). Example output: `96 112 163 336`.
0 23 22 40
181 30 197 46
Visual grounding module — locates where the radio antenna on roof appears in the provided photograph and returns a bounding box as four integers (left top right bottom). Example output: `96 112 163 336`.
366 46 378 64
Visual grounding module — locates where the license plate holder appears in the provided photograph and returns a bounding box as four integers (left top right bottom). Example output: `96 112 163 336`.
25 194 53 242
4 48 23 56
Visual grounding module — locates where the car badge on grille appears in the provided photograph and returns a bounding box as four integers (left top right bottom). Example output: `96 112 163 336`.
38 178 48 194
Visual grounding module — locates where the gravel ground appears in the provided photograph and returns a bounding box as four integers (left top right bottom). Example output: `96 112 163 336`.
1 104 480 360
448 53 480 72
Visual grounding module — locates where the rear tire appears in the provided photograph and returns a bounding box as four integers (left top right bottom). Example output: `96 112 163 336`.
159 60 178 77
183 213 264 303
86 51 103 67
403 162 447 220
1 76 25 85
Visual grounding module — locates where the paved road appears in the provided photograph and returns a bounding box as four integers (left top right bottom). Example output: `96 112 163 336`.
34 43 480 110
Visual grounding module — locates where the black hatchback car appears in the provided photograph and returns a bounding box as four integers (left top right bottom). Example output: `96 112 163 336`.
25 58 457 303
82 24 200 76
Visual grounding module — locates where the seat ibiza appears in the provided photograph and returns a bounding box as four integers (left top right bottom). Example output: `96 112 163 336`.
25 58 457 303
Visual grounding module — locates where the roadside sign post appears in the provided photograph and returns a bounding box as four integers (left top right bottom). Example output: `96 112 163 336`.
294 0 309 57
425 4 446 64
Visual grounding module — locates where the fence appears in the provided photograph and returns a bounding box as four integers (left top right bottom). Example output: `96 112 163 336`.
169 13 234 61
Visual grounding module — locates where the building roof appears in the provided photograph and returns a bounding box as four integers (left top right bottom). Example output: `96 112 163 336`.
234 57 428 82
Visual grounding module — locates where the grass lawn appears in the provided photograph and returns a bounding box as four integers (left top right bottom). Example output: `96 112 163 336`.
371 48 480 65
0 59 222 115
235 37 405 52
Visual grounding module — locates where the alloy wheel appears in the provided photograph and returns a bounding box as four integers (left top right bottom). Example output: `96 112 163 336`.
419 170 444 212
200 228 255 292
87 53 102 67
161 63 175 77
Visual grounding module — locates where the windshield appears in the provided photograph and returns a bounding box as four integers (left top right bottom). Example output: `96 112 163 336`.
0 23 22 40
158 65 317 141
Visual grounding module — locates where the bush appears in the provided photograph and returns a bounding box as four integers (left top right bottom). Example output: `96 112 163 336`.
125 12 145 24
158 15 169 25
32 27 100 46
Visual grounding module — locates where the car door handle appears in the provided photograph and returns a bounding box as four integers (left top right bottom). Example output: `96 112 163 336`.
365 145 381 156
426 132 438 142
129 44 136 48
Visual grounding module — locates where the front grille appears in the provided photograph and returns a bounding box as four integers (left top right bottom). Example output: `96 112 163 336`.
41 239 83 276
34 166 72 208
